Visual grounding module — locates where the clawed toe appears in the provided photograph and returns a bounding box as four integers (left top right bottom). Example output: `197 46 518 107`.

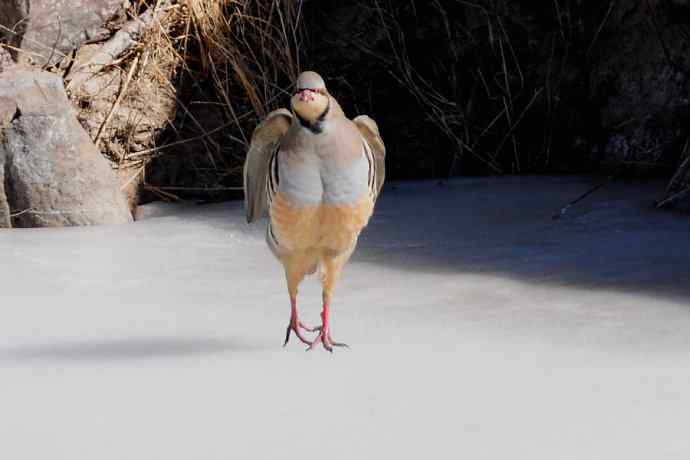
298 321 314 332
283 301 347 351
284 320 314 346
307 328 348 352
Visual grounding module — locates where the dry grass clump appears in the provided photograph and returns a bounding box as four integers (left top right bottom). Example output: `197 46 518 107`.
140 0 304 200
58 0 303 202
184 0 302 118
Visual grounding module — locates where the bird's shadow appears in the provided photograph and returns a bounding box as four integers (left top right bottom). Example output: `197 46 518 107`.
0 337 264 362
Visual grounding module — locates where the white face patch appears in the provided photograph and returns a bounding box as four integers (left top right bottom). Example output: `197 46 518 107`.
291 93 329 129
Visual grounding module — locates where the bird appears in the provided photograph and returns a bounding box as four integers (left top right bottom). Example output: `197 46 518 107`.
243 71 385 352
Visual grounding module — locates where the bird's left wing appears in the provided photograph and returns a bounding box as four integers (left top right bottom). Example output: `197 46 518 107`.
243 108 292 223
353 115 386 198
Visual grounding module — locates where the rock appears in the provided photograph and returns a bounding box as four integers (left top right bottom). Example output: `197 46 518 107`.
0 83 18 228
0 0 124 67
0 150 10 228
0 69 133 227
0 45 15 73
0 0 29 60
66 38 177 211
591 0 690 171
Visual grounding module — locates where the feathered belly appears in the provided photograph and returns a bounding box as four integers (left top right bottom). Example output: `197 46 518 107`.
269 191 374 254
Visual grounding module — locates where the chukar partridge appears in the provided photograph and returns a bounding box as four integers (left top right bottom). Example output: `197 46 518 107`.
243 71 385 351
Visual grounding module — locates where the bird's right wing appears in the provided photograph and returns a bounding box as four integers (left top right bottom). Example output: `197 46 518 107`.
243 108 292 223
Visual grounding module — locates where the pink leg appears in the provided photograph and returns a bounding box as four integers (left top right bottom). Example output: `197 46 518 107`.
283 295 314 346
308 303 348 352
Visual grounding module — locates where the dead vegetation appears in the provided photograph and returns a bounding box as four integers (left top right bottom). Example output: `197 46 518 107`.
39 0 304 203
134 0 305 201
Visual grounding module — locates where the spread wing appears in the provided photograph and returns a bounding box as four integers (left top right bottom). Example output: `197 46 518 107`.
243 108 292 223
353 115 386 198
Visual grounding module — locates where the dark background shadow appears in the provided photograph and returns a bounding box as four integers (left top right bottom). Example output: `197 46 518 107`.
354 176 690 301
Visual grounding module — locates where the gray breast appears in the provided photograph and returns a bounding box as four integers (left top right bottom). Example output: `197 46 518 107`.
319 152 369 205
277 149 323 207
276 125 370 208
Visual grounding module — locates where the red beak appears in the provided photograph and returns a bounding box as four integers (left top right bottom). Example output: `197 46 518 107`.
298 89 315 102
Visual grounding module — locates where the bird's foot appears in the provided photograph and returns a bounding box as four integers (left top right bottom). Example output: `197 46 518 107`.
283 317 314 346
307 325 348 353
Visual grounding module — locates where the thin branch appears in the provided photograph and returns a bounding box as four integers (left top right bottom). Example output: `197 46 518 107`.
93 55 140 145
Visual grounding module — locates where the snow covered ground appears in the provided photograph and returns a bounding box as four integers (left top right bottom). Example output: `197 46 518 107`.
1 176 690 459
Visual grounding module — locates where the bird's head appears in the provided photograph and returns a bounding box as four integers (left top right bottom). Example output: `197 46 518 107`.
291 71 330 132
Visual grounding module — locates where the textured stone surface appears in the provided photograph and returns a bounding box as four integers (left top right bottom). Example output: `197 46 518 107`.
590 1 690 170
0 69 132 227
0 152 10 228
0 45 15 73
0 0 123 67
0 0 29 60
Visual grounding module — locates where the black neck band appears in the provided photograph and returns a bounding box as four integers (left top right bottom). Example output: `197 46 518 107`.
293 100 330 134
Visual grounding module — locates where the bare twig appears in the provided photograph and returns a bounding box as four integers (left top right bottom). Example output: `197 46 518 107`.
93 55 140 145
665 139 690 193
586 0 617 56
552 170 620 220
126 120 244 159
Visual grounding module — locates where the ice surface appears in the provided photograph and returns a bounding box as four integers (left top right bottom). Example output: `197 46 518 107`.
1 176 689 459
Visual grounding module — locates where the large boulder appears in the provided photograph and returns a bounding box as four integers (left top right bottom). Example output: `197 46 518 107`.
0 0 124 67
0 69 132 227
